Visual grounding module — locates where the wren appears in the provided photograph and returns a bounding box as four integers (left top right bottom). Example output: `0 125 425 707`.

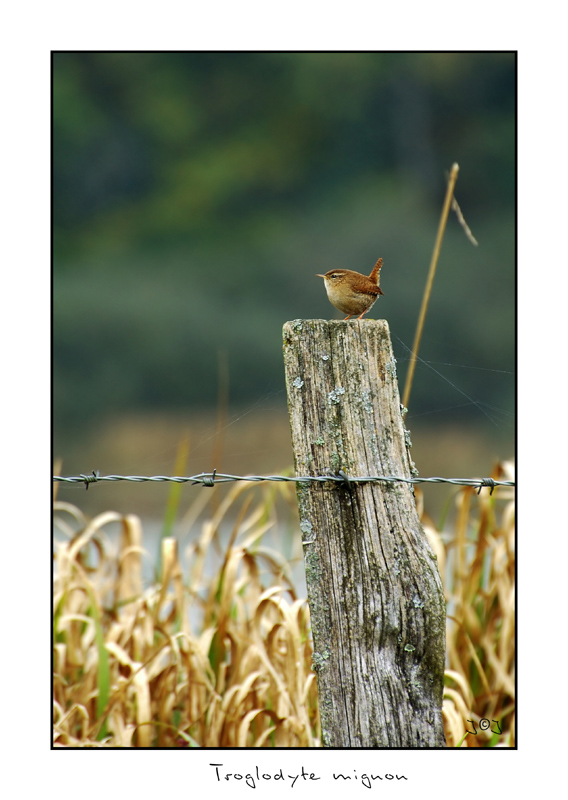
317 257 384 320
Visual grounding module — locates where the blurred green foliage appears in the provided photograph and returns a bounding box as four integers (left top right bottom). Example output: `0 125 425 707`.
53 52 514 443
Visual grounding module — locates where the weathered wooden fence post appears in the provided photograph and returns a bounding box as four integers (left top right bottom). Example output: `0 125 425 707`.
283 318 446 747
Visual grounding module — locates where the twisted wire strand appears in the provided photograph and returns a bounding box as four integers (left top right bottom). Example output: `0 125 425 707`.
53 471 514 494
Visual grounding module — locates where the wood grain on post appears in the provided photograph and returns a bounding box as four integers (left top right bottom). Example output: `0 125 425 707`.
283 319 446 748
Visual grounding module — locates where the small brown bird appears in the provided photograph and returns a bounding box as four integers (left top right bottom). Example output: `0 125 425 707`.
317 257 384 320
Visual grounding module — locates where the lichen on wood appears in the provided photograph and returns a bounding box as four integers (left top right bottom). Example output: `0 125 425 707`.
283 319 446 748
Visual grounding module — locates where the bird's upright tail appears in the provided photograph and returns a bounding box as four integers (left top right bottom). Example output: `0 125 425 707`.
368 257 384 293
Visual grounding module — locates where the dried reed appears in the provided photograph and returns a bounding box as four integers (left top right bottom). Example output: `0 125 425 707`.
420 459 515 747
53 480 318 747
53 462 514 748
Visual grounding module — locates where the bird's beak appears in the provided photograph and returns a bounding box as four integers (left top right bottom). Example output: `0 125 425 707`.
316 274 325 278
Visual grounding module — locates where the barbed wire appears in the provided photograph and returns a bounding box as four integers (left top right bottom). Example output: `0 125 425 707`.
53 470 514 495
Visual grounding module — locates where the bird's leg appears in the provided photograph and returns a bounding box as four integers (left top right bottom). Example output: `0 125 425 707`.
343 314 353 321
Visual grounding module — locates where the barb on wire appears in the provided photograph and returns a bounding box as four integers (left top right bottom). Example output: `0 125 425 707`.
52 471 515 493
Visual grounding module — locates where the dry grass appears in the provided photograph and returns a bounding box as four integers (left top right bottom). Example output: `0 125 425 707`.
420 459 516 747
53 480 318 747
53 462 514 748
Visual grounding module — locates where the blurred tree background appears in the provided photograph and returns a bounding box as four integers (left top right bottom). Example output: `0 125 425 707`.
53 52 515 515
